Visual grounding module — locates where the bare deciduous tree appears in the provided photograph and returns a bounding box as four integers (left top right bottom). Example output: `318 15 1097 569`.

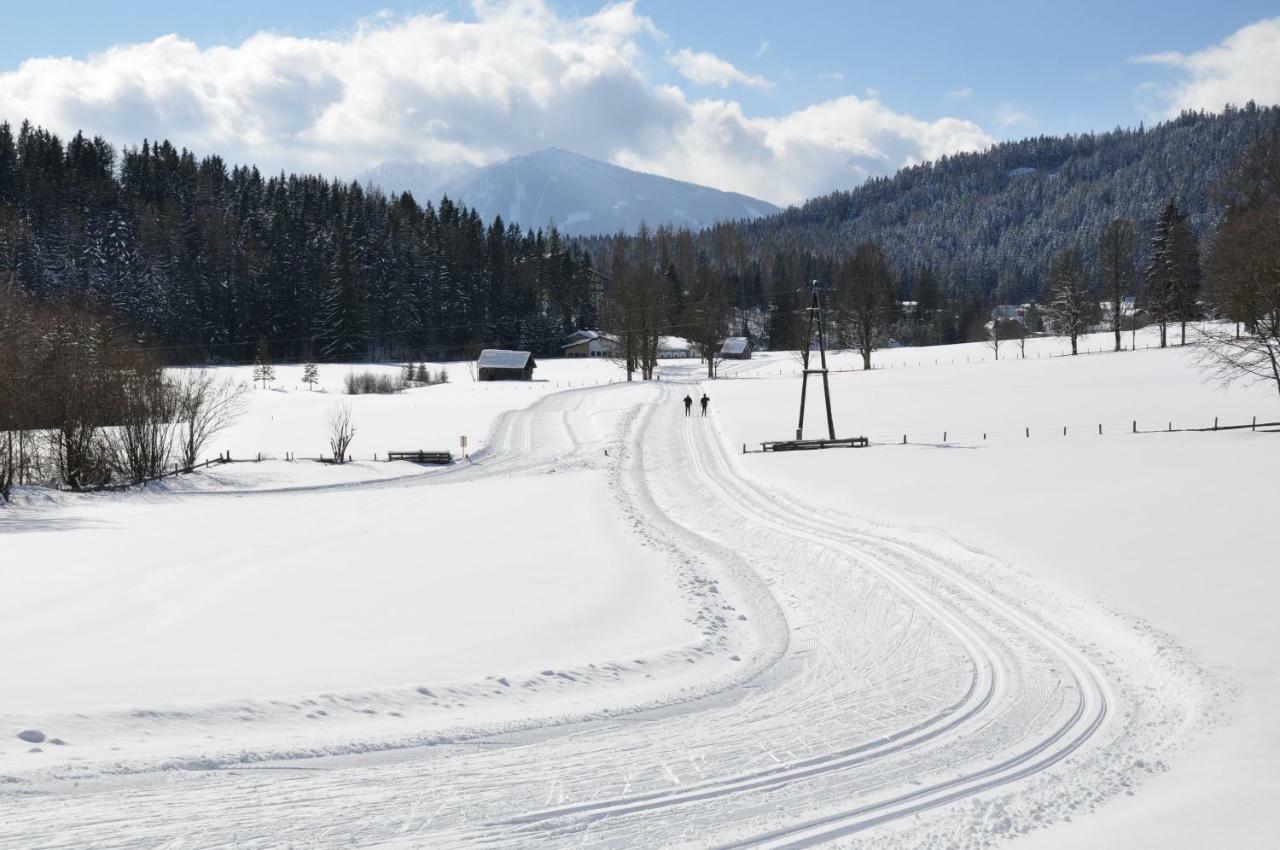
109 368 179 484
326 402 357 463
687 250 732 379
1099 218 1136 352
1200 165 1280 397
837 242 896 370
987 316 1022 361
175 372 248 469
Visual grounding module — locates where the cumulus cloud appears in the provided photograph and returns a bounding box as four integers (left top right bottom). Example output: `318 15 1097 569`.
1133 17 1280 115
0 0 993 204
668 47 771 90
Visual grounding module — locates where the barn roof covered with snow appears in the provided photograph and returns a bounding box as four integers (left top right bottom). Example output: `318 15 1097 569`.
477 349 534 369
721 337 750 355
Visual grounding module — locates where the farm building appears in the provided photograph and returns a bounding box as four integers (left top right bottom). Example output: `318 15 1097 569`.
477 349 536 381
720 337 752 360
561 330 620 358
657 336 694 358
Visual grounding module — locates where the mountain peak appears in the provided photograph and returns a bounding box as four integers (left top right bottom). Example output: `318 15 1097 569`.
360 149 778 236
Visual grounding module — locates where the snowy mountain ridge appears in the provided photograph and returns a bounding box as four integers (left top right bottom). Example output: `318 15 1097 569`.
360 148 780 236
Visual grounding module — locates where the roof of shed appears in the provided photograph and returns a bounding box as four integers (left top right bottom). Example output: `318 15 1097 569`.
721 337 750 354
477 349 535 369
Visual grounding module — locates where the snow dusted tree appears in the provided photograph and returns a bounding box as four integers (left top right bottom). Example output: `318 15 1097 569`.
1045 247 1091 355
837 241 896 370
302 361 319 391
252 339 276 388
320 216 371 360
326 402 356 463
1098 218 1136 352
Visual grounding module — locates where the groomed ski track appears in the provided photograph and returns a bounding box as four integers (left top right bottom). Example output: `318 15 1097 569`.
5 377 1195 850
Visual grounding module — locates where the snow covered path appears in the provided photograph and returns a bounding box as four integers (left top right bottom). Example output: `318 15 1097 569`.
2 378 1205 849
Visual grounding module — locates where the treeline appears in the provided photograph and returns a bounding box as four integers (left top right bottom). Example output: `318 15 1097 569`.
0 121 599 363
712 103 1280 304
1 105 1277 370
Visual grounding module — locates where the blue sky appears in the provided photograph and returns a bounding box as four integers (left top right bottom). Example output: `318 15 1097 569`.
2 1 1277 202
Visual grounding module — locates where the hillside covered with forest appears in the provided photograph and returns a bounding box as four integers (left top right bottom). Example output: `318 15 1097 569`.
0 105 1275 362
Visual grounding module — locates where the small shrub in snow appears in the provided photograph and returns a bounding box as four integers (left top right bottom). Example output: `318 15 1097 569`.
344 371 405 395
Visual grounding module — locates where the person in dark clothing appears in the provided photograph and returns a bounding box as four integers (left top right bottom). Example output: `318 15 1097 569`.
700 394 710 416
683 394 693 416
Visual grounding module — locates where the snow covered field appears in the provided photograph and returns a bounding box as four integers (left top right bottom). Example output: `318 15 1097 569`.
714 329 1280 848
2 329 1277 849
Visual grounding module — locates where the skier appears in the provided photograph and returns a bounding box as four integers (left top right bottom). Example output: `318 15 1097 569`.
700 394 710 417
683 394 693 417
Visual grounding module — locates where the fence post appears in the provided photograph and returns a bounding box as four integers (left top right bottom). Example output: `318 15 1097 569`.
903 434 907 444
943 431 947 442
1253 416 1257 432
1214 417 1219 431
1063 426 1067 436
1098 423 1102 435
1132 420 1136 434
1025 427 1030 438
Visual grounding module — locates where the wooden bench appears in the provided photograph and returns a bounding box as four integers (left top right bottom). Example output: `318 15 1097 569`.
761 436 869 452
387 450 453 464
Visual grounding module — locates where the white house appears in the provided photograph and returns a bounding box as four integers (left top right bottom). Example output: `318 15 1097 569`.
561 330 619 358
657 336 694 358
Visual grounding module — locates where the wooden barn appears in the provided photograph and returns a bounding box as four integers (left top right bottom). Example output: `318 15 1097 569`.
720 337 752 360
477 349 536 381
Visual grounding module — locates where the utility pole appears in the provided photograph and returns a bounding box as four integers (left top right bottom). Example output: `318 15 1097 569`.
797 281 836 440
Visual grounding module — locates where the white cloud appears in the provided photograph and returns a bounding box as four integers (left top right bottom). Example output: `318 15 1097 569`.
617 94 993 204
946 86 974 101
994 102 1033 130
1133 17 1280 115
755 40 769 59
0 0 994 205
668 47 771 90
818 71 845 82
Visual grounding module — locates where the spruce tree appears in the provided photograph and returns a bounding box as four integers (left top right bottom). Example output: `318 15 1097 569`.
320 218 370 360
1144 201 1200 347
302 361 319 391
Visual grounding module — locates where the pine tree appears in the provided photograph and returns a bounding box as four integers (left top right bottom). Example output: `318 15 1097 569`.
253 338 275 388
320 216 371 360
1144 201 1200 347
302 361 319 391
